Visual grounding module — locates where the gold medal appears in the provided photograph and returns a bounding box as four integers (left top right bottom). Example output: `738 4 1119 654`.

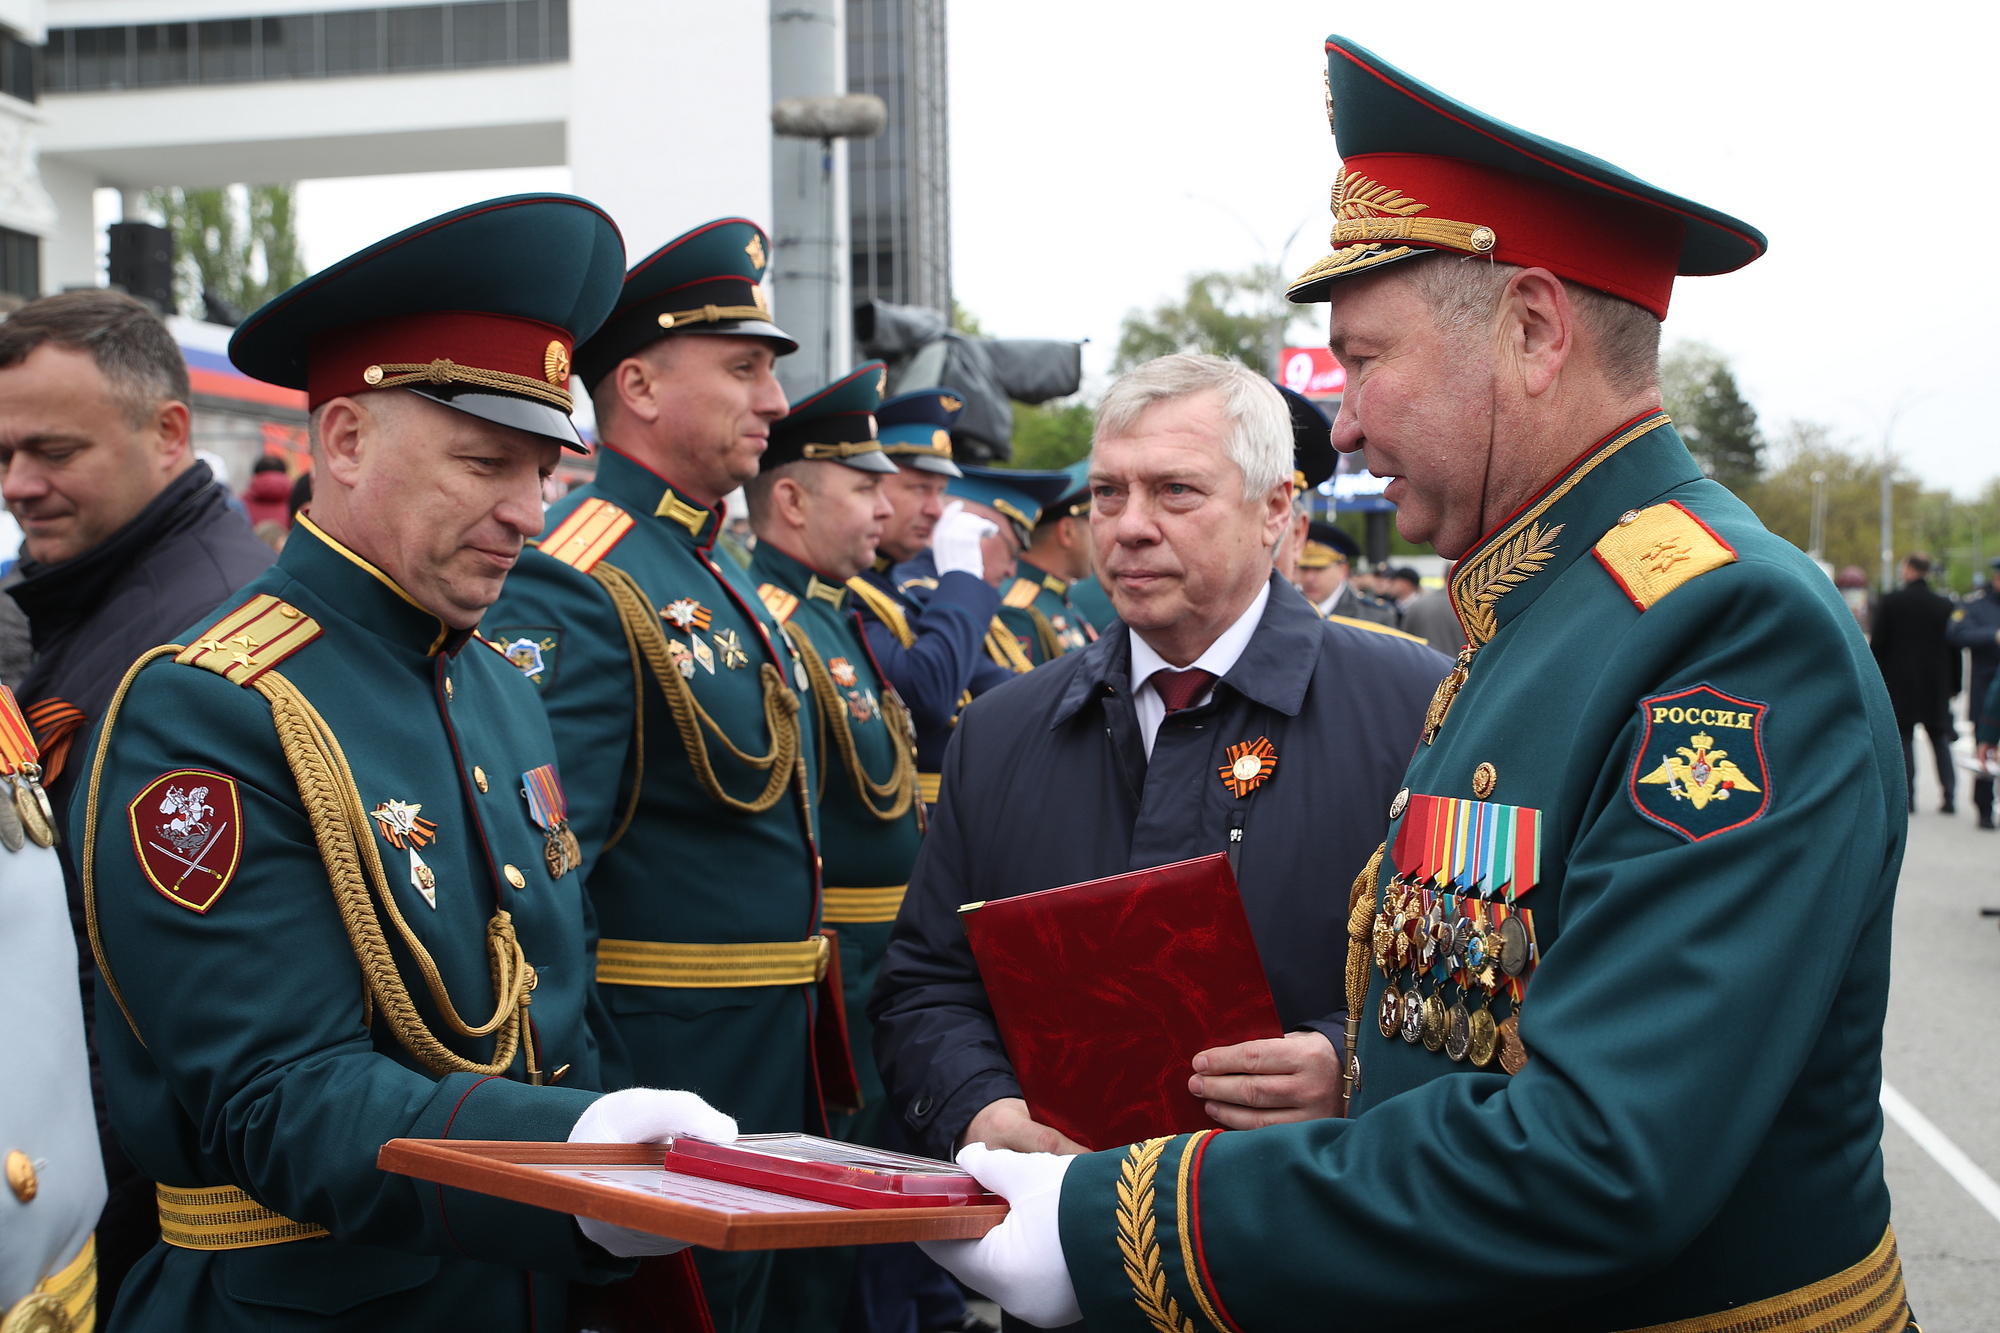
15 774 54 849
1377 984 1403 1039
1468 1007 1499 1067
1421 993 1448 1051
1497 1013 1528 1075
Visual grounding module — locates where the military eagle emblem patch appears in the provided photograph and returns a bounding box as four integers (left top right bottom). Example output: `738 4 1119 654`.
129 769 244 912
488 627 559 689
1629 685 1769 841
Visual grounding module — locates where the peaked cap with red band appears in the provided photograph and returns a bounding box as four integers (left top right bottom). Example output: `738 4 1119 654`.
574 217 798 391
229 194 626 451
1288 38 1766 318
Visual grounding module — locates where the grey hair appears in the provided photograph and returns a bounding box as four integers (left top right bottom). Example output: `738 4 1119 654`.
1407 252 1662 397
1093 353 1292 500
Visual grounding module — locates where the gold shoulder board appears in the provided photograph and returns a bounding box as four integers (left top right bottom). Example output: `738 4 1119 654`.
1001 579 1041 610
175 595 324 686
537 498 634 573
1325 614 1431 645
1593 501 1738 611
758 583 800 623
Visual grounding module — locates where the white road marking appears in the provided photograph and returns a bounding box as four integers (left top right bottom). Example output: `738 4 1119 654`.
1882 1080 2000 1226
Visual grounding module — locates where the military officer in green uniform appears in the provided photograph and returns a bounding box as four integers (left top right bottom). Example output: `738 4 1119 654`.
742 366 929 1332
919 37 1914 1332
997 460 1098 663
77 196 739 1333
484 216 824 1333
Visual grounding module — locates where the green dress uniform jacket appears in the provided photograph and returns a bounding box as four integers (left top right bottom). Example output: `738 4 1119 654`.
748 543 921 1126
79 519 628 1333
1056 415 1910 1331
998 557 1096 666
487 449 823 1333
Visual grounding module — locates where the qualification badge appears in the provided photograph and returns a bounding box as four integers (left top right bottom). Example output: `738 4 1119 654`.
370 799 440 908
714 628 749 670
1629 684 1769 841
521 764 580 878
1218 737 1277 797
129 769 243 913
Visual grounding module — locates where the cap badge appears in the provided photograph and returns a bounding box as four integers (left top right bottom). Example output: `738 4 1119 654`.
1219 736 1278 798
753 283 771 313
940 395 963 412
544 340 571 386
745 233 767 270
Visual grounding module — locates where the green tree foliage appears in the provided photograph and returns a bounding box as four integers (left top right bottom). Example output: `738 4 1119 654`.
1114 266 1286 374
145 184 307 323
1660 340 1763 493
1006 399 1095 470
1750 421 1923 580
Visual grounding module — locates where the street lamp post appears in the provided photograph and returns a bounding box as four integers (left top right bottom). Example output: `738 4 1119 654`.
1808 469 1827 563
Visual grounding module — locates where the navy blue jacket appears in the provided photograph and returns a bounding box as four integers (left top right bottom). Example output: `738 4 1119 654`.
868 572 1449 1157
853 553 1007 773
1949 584 2000 718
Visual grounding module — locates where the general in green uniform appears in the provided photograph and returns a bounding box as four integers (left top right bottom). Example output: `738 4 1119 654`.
996 460 1098 663
76 196 738 1333
928 36 1915 1333
485 217 823 1332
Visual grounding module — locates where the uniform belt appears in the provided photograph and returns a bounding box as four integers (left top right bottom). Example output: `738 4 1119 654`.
918 773 942 805
2 1233 95 1332
1614 1226 1912 1333
157 1184 329 1251
821 885 907 924
597 935 831 988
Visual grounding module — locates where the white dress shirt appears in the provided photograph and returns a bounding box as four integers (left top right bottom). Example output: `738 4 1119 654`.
1129 581 1271 759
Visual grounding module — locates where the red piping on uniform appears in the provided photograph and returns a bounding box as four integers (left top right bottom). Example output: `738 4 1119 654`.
1185 1129 1247 1333
435 1074 503 1255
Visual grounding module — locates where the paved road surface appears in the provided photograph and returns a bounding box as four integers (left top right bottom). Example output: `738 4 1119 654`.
1885 714 2000 1330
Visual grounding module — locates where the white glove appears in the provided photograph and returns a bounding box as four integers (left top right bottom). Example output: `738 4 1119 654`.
932 501 999 579
919 1144 1080 1328
567 1088 738 1258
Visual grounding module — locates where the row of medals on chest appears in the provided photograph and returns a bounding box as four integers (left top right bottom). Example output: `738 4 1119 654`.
1372 877 1537 1073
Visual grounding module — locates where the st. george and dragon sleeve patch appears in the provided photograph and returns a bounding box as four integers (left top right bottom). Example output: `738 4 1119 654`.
129 769 244 912
1628 685 1770 841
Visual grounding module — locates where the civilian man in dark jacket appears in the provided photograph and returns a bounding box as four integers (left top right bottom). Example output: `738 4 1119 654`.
870 354 1447 1175
1871 552 1959 813
1948 556 2000 828
0 290 274 1323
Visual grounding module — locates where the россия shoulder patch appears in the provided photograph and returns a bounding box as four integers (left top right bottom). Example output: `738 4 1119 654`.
1628 684 1769 841
129 768 244 912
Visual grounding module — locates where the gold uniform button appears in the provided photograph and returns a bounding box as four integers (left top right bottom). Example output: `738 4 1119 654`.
6 1148 36 1203
1472 762 1497 799
445 678 454 700
503 864 526 890
1618 509 1641 526
474 767 489 793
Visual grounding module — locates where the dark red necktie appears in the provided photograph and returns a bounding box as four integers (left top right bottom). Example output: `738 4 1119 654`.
1151 667 1217 714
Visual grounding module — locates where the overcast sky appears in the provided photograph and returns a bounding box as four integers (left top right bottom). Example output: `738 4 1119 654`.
291 0 1999 495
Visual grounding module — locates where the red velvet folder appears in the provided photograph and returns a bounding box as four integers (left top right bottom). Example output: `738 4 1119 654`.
958 852 1283 1151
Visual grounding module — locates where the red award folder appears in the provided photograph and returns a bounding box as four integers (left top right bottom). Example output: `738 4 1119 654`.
958 852 1283 1151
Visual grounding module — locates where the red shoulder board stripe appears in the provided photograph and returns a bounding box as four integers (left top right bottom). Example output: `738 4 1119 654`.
538 498 634 572
129 768 244 913
175 595 323 686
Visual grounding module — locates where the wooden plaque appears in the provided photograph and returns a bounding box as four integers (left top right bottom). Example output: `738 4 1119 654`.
376 1140 1008 1251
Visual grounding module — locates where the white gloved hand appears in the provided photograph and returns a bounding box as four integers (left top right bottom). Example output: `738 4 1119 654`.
567 1088 738 1258
919 1144 1080 1328
931 501 999 579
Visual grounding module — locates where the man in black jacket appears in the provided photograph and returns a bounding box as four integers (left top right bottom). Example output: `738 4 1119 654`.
870 354 1447 1171
0 290 274 1324
1871 552 1959 814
